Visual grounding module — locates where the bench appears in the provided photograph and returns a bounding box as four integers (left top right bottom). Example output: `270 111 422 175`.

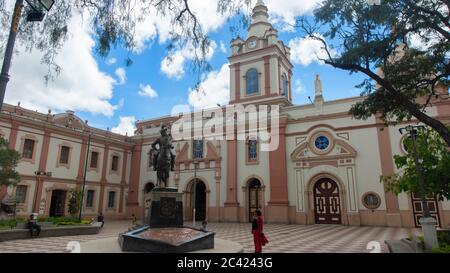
0 222 102 242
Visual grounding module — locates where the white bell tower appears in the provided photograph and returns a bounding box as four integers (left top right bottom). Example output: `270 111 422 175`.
228 0 293 106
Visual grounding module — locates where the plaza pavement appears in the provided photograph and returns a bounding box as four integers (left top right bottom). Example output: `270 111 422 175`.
0 221 418 253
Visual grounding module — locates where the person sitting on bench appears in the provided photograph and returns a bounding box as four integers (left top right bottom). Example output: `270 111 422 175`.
27 214 41 237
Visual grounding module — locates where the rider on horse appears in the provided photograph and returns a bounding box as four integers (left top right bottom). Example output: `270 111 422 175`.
151 125 175 172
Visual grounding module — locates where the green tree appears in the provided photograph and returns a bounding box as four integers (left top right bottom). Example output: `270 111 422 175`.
0 137 21 187
67 188 82 217
297 0 450 146
383 128 450 200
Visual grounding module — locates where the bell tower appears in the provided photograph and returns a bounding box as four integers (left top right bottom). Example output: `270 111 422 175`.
229 0 293 106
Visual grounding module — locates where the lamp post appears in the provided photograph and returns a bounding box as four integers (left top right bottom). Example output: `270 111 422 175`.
399 125 439 250
33 170 51 213
0 0 55 111
78 131 92 222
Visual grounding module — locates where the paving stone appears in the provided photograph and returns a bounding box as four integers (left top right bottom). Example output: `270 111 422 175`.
0 220 419 253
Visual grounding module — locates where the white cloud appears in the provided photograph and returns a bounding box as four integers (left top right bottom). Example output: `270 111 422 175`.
131 5 159 52
106 57 117 65
408 32 442 52
160 51 188 80
266 0 323 30
115 67 127 85
161 41 217 80
138 84 158 98
189 0 229 33
188 64 230 110
294 79 306 94
288 34 332 66
4 12 118 117
219 41 227 54
117 98 125 108
112 116 136 136
131 0 227 53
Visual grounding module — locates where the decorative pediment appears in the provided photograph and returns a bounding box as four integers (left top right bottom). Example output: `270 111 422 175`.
206 141 220 159
291 142 309 161
290 139 357 162
175 142 189 162
53 111 86 130
337 132 349 140
295 136 307 145
334 139 357 157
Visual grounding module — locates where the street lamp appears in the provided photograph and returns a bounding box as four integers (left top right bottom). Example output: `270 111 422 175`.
0 0 55 111
399 125 439 250
33 170 51 213
79 131 92 222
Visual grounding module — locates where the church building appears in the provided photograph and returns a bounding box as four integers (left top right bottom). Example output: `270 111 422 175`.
1 0 449 228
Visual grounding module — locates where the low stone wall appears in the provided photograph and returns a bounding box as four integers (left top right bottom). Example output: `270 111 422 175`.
0 223 102 242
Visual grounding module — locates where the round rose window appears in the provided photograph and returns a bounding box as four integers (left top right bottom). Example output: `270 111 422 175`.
315 136 330 150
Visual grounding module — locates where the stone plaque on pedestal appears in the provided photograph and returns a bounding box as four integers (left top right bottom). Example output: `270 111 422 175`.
148 188 183 228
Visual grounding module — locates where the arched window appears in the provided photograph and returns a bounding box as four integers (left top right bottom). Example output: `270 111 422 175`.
246 69 259 95
248 139 258 162
193 140 204 159
281 73 288 96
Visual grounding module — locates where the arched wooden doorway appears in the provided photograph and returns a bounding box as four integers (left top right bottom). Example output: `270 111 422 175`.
313 178 342 224
248 178 263 222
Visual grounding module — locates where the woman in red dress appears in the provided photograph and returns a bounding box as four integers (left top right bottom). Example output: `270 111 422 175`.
251 210 267 253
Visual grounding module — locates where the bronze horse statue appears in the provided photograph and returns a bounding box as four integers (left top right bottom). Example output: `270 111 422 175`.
151 126 175 188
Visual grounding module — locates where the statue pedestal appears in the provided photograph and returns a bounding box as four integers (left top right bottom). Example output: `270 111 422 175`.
148 188 183 228
119 187 215 253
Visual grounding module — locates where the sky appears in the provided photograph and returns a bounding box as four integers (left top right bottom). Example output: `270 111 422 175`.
1 0 367 136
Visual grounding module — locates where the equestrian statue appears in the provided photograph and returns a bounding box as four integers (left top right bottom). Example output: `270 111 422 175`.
151 125 175 188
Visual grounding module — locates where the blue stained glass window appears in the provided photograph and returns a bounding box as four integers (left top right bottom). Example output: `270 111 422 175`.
193 140 204 159
315 136 330 150
248 140 257 161
246 69 259 95
281 74 288 96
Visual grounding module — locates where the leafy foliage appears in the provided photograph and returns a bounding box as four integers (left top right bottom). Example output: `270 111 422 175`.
67 189 82 217
0 137 21 187
0 219 17 229
298 0 450 146
37 216 90 225
382 128 450 200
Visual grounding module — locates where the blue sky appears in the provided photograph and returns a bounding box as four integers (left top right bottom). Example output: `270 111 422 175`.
85 18 365 133
3 0 367 135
